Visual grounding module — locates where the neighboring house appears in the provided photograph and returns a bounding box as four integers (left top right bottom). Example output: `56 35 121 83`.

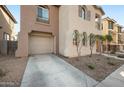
102 17 117 44
0 5 17 41
16 5 104 57
102 17 124 52
0 5 17 55
118 31 124 51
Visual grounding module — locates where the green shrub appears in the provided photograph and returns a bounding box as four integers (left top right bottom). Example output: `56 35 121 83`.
106 57 110 60
0 68 6 77
87 64 95 70
117 55 124 58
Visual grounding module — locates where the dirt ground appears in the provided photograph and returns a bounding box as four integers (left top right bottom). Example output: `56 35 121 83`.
0 55 28 87
59 54 124 81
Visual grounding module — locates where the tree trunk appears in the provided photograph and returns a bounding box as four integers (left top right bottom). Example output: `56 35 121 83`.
91 49 92 57
76 46 80 61
90 46 93 57
101 42 103 54
107 42 110 54
108 42 110 54
106 40 108 53
99 41 102 54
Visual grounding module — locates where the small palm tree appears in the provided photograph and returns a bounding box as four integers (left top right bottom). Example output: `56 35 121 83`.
79 32 88 51
89 33 96 57
82 32 87 46
73 30 81 58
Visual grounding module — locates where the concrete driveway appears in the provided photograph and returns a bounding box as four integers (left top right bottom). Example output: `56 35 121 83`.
21 54 98 87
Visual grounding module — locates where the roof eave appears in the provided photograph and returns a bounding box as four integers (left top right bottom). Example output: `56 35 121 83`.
103 17 117 23
1 5 17 24
93 5 105 15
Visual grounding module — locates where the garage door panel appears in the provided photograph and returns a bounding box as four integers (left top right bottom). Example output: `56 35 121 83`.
29 35 53 55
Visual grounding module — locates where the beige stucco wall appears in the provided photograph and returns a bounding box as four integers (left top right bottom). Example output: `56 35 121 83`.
59 5 103 57
59 6 70 56
16 5 59 57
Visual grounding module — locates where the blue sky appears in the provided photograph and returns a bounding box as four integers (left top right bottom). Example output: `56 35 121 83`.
6 5 124 32
102 5 124 26
7 5 20 33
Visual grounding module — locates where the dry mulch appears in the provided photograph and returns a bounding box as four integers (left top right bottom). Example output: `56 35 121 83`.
0 55 28 87
59 54 124 81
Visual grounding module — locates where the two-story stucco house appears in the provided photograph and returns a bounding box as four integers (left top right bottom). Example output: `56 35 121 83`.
16 5 105 58
0 5 17 55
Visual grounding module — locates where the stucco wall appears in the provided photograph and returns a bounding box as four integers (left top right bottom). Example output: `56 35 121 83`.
59 5 103 57
59 6 70 56
16 5 59 57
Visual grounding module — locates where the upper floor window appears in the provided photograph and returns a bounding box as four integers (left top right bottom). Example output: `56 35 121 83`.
79 6 91 21
37 6 49 23
108 21 114 29
95 14 101 30
81 7 85 19
118 27 122 33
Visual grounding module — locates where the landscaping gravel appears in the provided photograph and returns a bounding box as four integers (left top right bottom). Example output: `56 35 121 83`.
0 56 28 87
59 54 124 81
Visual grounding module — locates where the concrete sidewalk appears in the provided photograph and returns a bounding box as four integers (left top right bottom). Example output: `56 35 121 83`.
96 64 124 87
102 54 124 61
21 54 98 87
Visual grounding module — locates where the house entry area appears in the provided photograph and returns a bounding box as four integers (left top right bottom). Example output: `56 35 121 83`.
28 31 54 55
